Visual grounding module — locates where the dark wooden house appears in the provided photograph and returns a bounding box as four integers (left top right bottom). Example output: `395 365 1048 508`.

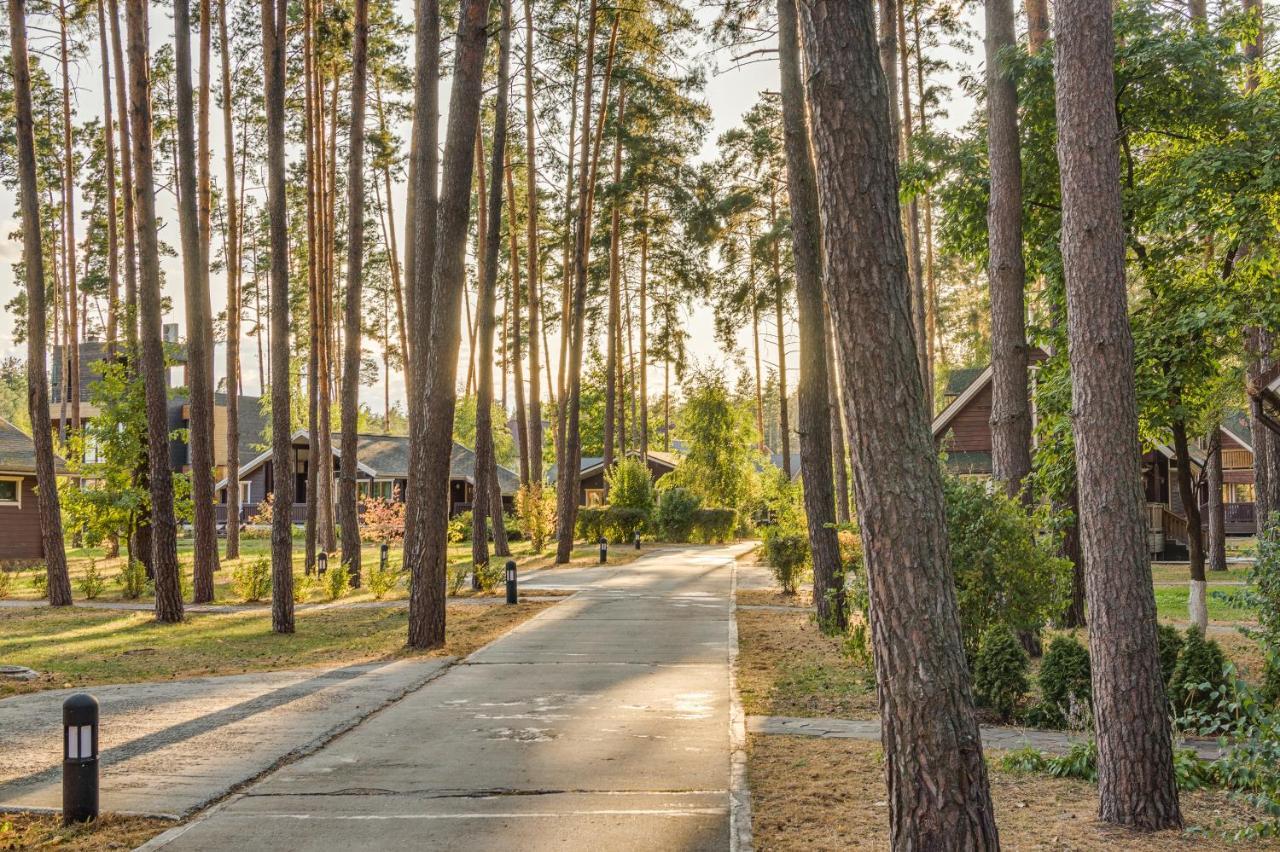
0 417 66 564
547 450 679 506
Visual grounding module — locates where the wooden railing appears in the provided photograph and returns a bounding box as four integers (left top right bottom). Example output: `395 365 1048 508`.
1148 503 1189 546
1222 449 1253 470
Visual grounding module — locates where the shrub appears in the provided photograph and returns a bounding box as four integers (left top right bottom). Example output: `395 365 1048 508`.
248 493 274 526
1157 623 1184 688
76 560 107 600
1002 740 1097 782
1250 517 1280 704
118 560 148 599
0 569 12 600
575 507 608 543
360 497 406 544
762 525 809 595
366 563 398 600
943 474 1071 655
692 508 737 543
972 628 1030 721
31 569 47 597
605 458 655 520
292 573 316 603
233 557 272 602
325 561 351 600
607 506 649 542
448 511 473 544
655 487 700 542
474 560 503 592
448 562 470 596
1027 635 1092 729
516 484 555 553
1170 628 1231 718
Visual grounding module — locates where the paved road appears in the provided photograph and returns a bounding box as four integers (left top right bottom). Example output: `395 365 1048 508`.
143 544 754 851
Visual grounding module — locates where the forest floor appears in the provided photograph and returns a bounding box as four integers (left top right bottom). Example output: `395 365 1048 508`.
0 600 552 698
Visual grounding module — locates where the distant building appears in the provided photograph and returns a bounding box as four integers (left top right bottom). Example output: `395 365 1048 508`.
0 417 66 563
547 450 679 506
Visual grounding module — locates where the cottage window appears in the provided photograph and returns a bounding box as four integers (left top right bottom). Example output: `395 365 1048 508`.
585 489 605 507
0 478 19 507
239 482 252 505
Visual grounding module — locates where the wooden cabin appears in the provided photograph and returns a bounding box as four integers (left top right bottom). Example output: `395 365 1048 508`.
547 450 679 506
0 418 66 564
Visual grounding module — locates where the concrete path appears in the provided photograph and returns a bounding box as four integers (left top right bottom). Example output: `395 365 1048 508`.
748 715 1224 760
142 544 755 851
0 658 452 818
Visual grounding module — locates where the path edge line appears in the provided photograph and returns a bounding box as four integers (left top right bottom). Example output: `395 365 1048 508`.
728 551 754 852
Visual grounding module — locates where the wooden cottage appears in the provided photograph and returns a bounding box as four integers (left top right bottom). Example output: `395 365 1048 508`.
0 418 65 563
547 450 679 506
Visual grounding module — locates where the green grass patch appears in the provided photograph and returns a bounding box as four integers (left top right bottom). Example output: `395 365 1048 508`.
1152 585 1258 623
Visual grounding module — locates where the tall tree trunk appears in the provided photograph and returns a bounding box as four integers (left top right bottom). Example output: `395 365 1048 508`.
1173 417 1208 634
339 0 370 588
506 153 531 485
1059 482 1086 627
108 0 138 350
59 0 81 439
897 0 930 412
602 90 625 489
97 0 121 352
1026 0 1050 53
556 5 621 563
555 9 582 474
1206 428 1227 572
219 0 241 561
316 80 337 557
752 284 765 453
800 0 999 844
985 0 1033 497
374 80 409 367
303 0 320 573
406 0 490 649
175 0 219 602
402 0 442 577
778 0 843 631
11 0 73 606
126 0 184 623
523 0 544 485
1054 0 1182 826
474 0 513 572
770 199 792 479
826 311 852 524
262 0 294 633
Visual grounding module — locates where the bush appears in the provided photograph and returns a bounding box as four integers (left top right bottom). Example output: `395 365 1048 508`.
1170 628 1232 718
972 628 1030 721
366 563 398 600
943 474 1071 655
516 484 555 553
655 487 700 542
1157 623 1185 688
448 511 473 544
762 525 809 594
76 560 107 600
325 561 351 600
31 569 47 597
448 562 470 596
576 507 608 543
360 497 405 544
605 458 655 520
474 560 503 592
233 557 272 602
118 560 147 599
607 506 649 542
1002 740 1097 782
692 508 737 543
0 569 11 600
249 493 274 525
292 573 316 603
1027 635 1092 729
1250 517 1280 704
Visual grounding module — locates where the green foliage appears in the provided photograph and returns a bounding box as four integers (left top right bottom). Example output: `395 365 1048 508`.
366 563 398 600
692 508 737 543
30 569 47 597
1249 517 1280 703
359 497 405 544
448 562 470 597
1170 627 1232 718
654 487 700 542
575 507 608 543
292 574 316 604
762 526 808 594
608 507 649 541
0 569 12 600
1157 623 1185 688
515 484 555 553
605 458 656 519
117 560 147 600
1002 741 1097 782
474 561 503 593
325 561 351 600
943 474 1071 655
75 561 106 600
1024 635 1093 730
448 511 473 544
233 557 272 603
453 396 518 470
972 628 1029 721
663 369 758 510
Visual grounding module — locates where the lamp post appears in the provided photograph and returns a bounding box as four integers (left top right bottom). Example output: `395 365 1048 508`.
380 542 389 572
634 531 641 550
598 537 608 564
317 551 328 576
505 560 517 604
62 693 98 825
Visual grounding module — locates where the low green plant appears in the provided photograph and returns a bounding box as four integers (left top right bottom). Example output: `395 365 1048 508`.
691 508 737 543
655 487 700 542
76 560 106 600
1157 623 1185 688
30 569 47 597
605 458 656 523
1027 635 1092 729
1000 741 1097 782
575 507 608 543
515 484 555 553
1248 516 1280 704
447 511 473 544
972 628 1030 721
325 561 351 600
117 559 148 599
232 557 272 602
0 569 11 600
448 562 470 596
762 525 809 595
607 506 649 542
366 563 398 600
292 573 316 603
1170 627 1232 719
474 560 503 592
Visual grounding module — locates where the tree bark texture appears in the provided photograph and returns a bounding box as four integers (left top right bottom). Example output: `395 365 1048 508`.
778 0 844 631
799 0 999 844
523 0 544 485
1025 0 1050 53
107 0 138 349
96 0 121 351
11 0 73 606
126 0 184 623
1054 0 1182 827
1172 418 1207 634
985 0 1033 497
1206 428 1227 573
218 0 241 560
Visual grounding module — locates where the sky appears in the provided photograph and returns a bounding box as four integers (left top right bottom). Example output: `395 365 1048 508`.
0 0 984 417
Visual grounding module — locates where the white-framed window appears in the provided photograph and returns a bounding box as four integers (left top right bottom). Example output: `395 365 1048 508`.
0 477 21 507
239 481 252 505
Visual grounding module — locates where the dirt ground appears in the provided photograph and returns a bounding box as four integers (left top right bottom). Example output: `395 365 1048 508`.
0 812 169 851
748 735 1277 850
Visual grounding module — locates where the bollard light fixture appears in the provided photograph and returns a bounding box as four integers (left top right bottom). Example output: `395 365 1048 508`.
62 693 99 825
598 537 608 564
505 560 518 605
634 531 641 550
380 542 389 572
317 551 328 576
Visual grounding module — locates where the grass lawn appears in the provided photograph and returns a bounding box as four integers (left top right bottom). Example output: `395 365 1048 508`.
748 735 1270 850
0 812 169 851
1151 562 1254 585
0 600 552 698
0 538 641 606
1153 585 1258 624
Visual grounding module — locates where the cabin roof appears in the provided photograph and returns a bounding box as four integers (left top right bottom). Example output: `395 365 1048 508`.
0 417 67 474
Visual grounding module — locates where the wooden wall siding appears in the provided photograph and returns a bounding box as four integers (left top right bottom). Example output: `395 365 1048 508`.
941 383 994 452
1221 448 1253 470
0 476 46 561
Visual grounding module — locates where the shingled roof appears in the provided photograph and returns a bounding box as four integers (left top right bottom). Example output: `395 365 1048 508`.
0 417 66 474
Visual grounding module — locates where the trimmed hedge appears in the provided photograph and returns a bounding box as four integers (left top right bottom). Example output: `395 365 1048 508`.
576 503 735 544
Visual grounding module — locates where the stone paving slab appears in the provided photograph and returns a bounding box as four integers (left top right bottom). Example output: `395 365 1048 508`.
748 715 1224 759
0 657 452 818
142 544 755 850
